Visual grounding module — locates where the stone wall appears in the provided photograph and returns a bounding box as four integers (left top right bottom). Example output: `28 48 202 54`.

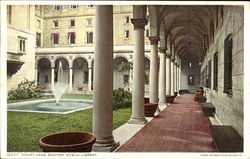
201 6 244 136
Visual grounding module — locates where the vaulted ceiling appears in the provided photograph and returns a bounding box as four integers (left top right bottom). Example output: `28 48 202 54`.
152 5 217 62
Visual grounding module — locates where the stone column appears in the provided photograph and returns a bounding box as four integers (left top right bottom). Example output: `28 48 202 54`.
149 37 159 103
88 67 92 92
92 5 119 152
159 48 166 105
69 67 73 91
166 53 171 95
170 59 174 95
179 64 181 90
51 67 54 90
128 18 148 124
34 67 38 85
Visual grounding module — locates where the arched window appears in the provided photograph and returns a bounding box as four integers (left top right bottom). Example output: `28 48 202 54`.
224 34 233 94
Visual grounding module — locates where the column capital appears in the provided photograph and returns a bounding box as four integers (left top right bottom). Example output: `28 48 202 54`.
88 66 92 69
166 52 171 58
51 67 55 69
131 18 148 30
148 36 160 45
159 47 166 54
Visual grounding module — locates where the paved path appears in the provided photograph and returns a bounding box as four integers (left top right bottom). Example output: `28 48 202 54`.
116 94 216 152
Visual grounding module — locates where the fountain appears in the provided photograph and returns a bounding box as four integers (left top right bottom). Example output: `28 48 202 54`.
53 61 68 106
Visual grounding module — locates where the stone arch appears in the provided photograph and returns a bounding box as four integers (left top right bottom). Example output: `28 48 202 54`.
53 56 70 68
36 56 52 68
37 58 52 87
54 57 69 84
72 57 89 89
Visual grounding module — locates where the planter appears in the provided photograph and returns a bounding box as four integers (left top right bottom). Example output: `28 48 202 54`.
144 103 158 117
144 97 150 103
174 92 178 97
198 96 207 103
38 132 96 152
48 90 52 94
77 87 83 91
166 95 175 103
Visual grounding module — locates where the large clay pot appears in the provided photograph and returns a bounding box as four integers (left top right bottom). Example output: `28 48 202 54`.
174 92 178 97
38 132 96 152
144 103 158 117
77 87 83 91
144 97 150 103
166 95 175 103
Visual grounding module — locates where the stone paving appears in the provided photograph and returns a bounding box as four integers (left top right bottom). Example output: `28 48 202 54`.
116 94 217 152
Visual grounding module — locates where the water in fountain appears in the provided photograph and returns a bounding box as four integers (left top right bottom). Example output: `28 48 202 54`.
53 61 68 106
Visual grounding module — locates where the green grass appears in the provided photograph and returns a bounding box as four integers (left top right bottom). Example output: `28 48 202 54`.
7 107 131 152
7 93 93 104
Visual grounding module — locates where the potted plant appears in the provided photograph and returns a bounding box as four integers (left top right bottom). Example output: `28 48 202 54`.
77 86 83 91
144 102 158 117
144 97 149 103
166 95 175 103
38 132 96 152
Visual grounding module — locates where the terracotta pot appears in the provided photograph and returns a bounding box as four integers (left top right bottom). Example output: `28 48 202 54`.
174 92 178 97
144 103 158 117
38 132 96 152
144 97 150 103
77 87 83 91
166 95 175 103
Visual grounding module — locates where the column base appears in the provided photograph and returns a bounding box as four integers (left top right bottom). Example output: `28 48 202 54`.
154 106 161 116
128 116 147 124
92 138 120 152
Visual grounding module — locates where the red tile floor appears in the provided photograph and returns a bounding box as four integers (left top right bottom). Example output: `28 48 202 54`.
116 94 217 152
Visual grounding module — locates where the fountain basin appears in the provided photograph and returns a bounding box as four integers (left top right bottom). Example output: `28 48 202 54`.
38 132 96 152
8 99 93 114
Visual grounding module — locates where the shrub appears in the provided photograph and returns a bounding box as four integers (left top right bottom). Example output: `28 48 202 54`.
113 88 132 110
8 79 45 100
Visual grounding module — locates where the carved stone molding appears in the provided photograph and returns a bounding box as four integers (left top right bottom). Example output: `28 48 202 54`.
131 18 148 30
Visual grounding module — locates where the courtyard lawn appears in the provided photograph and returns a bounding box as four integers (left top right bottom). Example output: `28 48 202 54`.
7 93 93 104
7 107 131 152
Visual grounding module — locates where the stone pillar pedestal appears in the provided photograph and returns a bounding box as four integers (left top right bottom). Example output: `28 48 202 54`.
170 59 174 95
166 53 171 95
159 48 166 105
128 18 148 125
92 5 119 152
51 67 54 90
69 67 73 91
88 67 92 92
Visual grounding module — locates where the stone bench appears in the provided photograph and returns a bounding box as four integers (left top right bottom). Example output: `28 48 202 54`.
201 102 215 117
209 125 243 152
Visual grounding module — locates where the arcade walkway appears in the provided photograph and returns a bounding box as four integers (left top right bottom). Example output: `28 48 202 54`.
116 94 217 152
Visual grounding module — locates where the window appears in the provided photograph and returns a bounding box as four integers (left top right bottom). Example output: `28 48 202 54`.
224 34 233 94
213 52 218 90
86 5 94 8
53 5 62 10
145 29 149 37
51 32 59 44
68 32 76 44
208 60 211 88
188 75 194 85
123 75 129 84
35 5 40 10
189 62 192 68
70 19 75 27
36 19 41 28
124 16 129 24
86 18 92 26
70 5 78 9
86 32 93 44
53 20 59 28
36 33 41 47
19 37 26 53
124 30 129 38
